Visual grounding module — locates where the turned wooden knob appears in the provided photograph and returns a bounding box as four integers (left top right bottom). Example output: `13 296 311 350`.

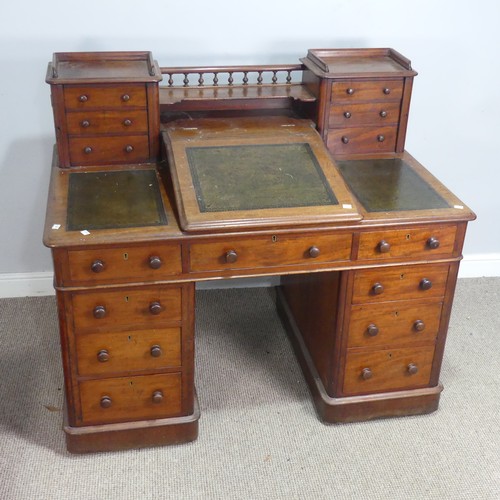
379 110 387 118
378 240 391 253
361 368 373 380
346 88 355 95
309 246 321 258
420 278 432 291
93 305 106 319
125 145 134 153
407 363 419 375
341 136 349 144
149 301 162 315
152 390 163 404
377 135 385 142
121 94 131 102
149 256 162 269
414 320 425 332
150 345 162 358
100 396 112 408
427 237 440 249
225 250 238 263
97 349 110 362
81 120 90 128
372 283 384 295
83 146 92 154
91 259 105 273
344 111 351 118
383 88 391 95
123 119 132 126
79 94 88 102
367 324 379 337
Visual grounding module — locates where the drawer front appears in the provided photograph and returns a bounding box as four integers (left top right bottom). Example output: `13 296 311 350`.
68 135 149 165
327 126 397 154
79 372 182 425
343 346 435 395
66 109 148 135
67 244 182 285
347 301 442 348
76 327 182 376
72 286 182 333
331 79 404 102
357 225 458 261
189 233 352 273
352 264 450 304
329 101 401 128
64 84 147 109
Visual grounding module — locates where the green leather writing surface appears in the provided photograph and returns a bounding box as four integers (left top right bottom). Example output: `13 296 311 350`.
186 143 338 212
67 169 167 230
337 158 450 212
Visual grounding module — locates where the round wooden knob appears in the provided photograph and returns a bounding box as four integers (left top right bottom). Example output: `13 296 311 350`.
125 145 134 153
361 368 373 380
100 396 112 408
379 110 387 118
83 146 92 154
367 324 379 337
341 136 349 144
81 120 90 128
372 283 384 295
407 363 419 375
378 240 391 253
91 259 105 273
149 256 162 269
414 320 425 332
427 237 440 249
152 390 163 404
343 111 351 118
377 135 385 142
123 119 132 126
309 246 321 258
150 345 162 358
121 94 131 102
346 88 355 95
420 278 432 291
383 88 391 95
79 95 88 102
93 305 106 319
225 250 238 263
149 301 162 315
97 349 110 362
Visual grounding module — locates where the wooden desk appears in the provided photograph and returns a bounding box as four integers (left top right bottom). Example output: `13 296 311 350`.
44 49 475 453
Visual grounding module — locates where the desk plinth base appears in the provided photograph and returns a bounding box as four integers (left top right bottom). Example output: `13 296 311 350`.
277 289 443 423
63 393 200 454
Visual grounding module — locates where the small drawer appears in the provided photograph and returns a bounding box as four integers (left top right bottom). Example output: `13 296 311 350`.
63 84 147 109
71 286 182 333
189 233 352 273
327 126 397 154
67 244 182 285
66 109 148 135
76 327 182 376
357 225 458 261
351 263 450 304
347 301 442 348
343 345 435 395
331 79 404 102
68 135 150 165
79 372 182 425
329 101 401 128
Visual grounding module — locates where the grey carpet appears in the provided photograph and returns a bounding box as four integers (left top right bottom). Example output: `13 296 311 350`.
0 278 499 500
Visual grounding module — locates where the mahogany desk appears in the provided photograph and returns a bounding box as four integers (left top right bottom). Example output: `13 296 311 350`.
44 49 475 453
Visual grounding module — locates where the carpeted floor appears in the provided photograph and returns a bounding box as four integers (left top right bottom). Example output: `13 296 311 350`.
0 278 499 499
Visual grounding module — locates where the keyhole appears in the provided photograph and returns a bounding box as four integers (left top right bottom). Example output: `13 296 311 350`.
405 234 411 240
124 296 129 302
123 252 129 260
272 235 278 243
400 273 405 280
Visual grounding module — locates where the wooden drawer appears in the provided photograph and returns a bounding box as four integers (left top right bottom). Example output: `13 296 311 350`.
68 135 149 165
343 345 435 395
352 264 450 304
329 101 401 128
357 225 458 261
327 126 397 154
66 109 148 135
79 372 182 425
72 286 182 333
347 301 442 348
331 79 404 102
63 84 147 109
189 232 352 273
66 244 182 285
76 327 182 376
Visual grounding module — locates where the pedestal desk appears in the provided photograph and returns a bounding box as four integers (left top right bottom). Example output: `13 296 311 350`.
44 49 475 453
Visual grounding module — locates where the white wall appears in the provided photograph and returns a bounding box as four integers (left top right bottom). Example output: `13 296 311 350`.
0 0 498 291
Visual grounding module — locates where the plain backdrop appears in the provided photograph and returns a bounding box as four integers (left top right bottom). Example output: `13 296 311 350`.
0 0 498 276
